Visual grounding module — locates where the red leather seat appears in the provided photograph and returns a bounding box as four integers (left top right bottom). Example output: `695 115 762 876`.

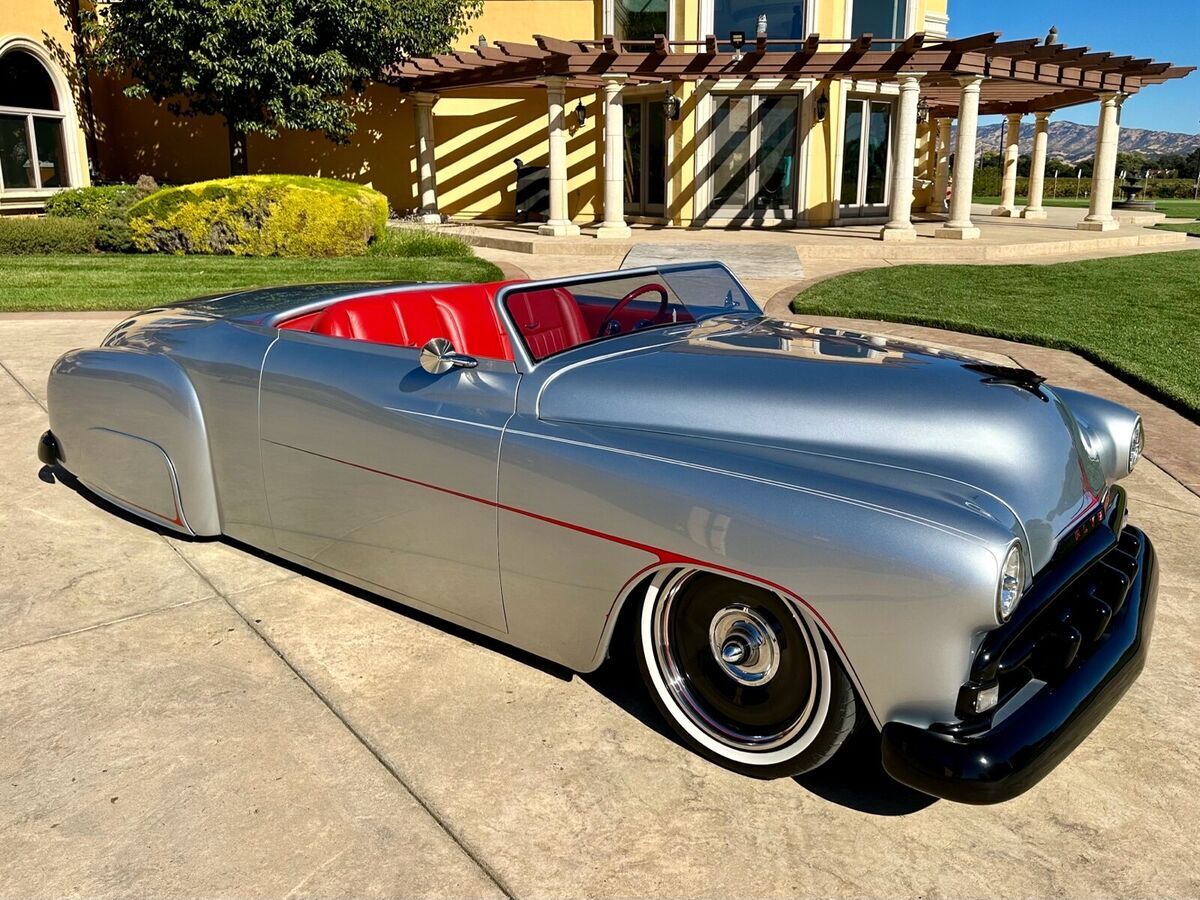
306 281 517 361
505 287 591 359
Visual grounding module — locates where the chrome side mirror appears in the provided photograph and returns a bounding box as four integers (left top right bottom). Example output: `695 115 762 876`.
419 337 478 375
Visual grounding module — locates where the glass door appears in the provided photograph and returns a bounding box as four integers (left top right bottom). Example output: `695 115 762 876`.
623 98 666 217
708 94 798 218
839 97 892 217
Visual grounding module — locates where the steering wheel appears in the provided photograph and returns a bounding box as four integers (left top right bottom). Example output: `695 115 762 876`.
597 283 671 337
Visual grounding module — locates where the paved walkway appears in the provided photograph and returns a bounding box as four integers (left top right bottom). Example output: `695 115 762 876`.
2 314 1199 897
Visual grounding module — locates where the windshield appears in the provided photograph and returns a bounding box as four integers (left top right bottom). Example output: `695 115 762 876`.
500 262 760 362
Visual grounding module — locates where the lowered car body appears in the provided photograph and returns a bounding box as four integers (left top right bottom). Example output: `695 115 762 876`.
41 263 1157 802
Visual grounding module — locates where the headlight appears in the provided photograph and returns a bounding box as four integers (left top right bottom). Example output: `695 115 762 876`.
997 543 1024 622
1128 417 1144 473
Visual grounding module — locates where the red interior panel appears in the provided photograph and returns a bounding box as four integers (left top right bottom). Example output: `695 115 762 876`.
504 288 591 359
276 310 323 332
293 281 520 361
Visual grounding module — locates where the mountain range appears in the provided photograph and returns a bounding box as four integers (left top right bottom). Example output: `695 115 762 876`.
969 121 1199 163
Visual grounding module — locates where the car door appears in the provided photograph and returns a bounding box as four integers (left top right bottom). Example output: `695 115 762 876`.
257 329 517 632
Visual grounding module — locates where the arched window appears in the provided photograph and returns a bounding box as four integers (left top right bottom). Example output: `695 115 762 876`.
0 48 69 192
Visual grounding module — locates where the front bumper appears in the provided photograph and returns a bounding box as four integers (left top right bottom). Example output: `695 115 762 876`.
881 489 1157 804
37 429 60 466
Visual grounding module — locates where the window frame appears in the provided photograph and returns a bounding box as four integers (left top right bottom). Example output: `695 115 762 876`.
699 0 817 46
843 0 916 42
604 0 673 43
0 105 69 193
0 40 81 200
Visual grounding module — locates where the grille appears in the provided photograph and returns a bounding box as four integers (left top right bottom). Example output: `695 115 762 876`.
954 491 1142 723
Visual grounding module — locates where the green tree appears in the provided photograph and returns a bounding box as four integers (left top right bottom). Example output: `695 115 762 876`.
89 0 482 175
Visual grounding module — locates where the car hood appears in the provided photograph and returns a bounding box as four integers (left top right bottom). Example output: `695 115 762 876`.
535 317 1108 573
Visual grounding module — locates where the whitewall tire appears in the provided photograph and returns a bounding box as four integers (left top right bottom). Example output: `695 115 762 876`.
635 568 857 778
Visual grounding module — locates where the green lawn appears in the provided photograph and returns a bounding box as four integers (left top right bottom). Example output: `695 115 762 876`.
791 251 1200 417
972 196 1200 218
1155 220 1200 236
0 253 503 312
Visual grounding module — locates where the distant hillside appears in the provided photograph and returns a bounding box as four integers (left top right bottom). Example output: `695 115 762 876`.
968 121 1200 163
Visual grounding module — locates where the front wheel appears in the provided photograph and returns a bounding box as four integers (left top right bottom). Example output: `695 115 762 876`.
636 568 857 779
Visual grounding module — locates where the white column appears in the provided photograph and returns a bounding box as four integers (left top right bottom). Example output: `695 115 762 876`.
992 112 1023 216
538 75 581 237
937 75 985 240
596 74 631 240
927 117 951 213
413 92 441 224
1078 93 1125 232
880 72 925 241
1022 111 1051 220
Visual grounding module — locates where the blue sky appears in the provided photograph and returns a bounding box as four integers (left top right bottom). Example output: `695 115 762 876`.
951 0 1199 134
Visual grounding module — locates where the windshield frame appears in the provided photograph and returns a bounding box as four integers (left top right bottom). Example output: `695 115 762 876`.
494 261 761 372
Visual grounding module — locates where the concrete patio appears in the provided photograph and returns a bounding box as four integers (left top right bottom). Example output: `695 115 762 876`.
461 203 1196 310
2 304 1199 897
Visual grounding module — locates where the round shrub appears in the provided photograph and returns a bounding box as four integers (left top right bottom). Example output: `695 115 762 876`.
44 185 141 220
127 175 389 257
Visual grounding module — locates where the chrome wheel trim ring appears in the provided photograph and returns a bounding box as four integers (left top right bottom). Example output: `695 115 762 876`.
642 567 831 762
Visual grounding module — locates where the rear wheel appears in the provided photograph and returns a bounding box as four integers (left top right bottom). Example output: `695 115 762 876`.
636 568 856 778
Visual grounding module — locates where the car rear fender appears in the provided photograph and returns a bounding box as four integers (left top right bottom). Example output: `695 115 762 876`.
47 348 220 536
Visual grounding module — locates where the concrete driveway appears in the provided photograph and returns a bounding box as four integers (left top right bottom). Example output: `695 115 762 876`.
2 315 1198 898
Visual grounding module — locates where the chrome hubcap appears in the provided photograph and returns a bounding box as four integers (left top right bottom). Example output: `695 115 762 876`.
708 605 780 686
647 568 826 753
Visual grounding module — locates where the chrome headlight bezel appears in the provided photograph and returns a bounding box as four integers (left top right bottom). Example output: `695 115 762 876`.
1128 417 1144 474
996 542 1024 622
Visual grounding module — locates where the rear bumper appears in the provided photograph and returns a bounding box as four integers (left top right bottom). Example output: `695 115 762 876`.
881 513 1157 805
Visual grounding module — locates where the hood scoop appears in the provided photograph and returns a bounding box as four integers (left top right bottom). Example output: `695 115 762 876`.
963 363 1050 402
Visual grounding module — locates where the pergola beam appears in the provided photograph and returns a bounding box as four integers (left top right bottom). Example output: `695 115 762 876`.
833 34 873 71
881 32 925 70
387 32 1192 107
932 32 1000 53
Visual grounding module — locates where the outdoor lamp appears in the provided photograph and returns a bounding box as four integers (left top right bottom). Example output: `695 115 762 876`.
730 30 746 62
814 90 829 122
756 14 768 37
917 96 930 124
478 35 488 48
664 85 681 121
574 99 587 127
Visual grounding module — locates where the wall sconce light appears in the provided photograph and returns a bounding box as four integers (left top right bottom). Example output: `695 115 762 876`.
814 90 829 122
729 30 746 62
663 84 681 121
574 100 587 127
917 96 930 124
477 35 488 49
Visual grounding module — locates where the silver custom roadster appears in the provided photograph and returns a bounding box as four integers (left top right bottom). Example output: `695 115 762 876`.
41 262 1157 803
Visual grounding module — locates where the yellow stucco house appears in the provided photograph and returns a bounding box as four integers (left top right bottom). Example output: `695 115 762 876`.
1 0 1189 237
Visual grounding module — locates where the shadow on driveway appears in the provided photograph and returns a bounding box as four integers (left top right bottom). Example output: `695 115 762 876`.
46 462 938 818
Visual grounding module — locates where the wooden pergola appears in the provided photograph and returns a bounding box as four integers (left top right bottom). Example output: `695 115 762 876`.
387 32 1193 240
387 32 1190 114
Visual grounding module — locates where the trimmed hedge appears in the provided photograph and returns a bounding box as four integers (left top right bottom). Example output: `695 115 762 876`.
0 217 98 254
128 175 389 257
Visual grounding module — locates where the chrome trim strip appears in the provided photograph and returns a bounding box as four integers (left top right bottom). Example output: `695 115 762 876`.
382 406 506 431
